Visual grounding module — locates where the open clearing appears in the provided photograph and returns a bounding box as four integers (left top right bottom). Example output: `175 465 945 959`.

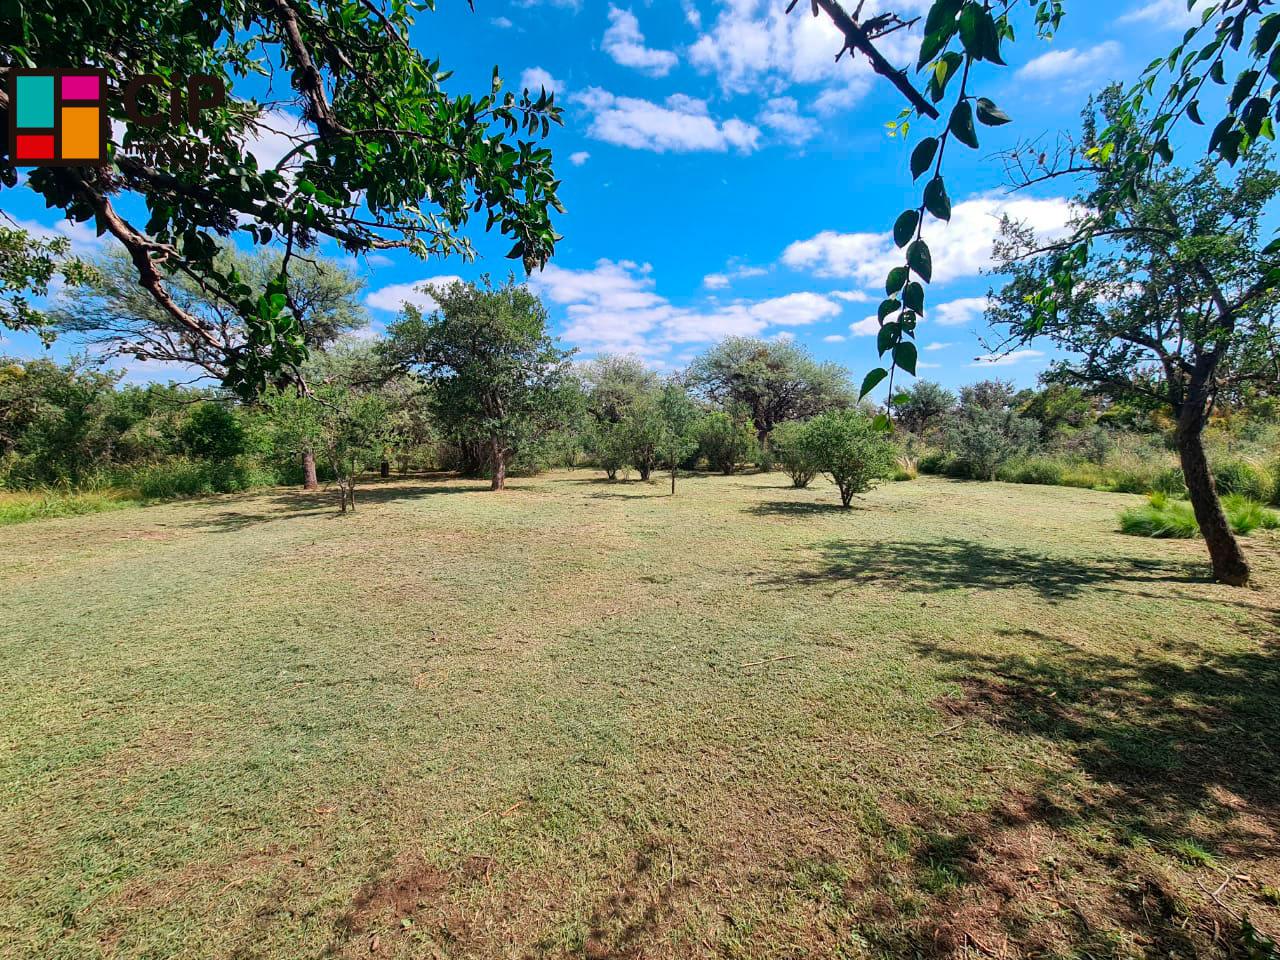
2 472 1279 959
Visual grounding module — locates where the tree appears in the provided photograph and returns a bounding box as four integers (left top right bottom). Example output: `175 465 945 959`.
384 278 576 491
1 218 97 339
697 410 757 476
581 354 659 480
896 380 956 437
621 393 664 482
989 101 1280 585
51 248 369 489
687 338 850 458
944 381 1038 481
263 342 391 513
656 380 699 495
802 410 898 508
1 0 563 395
772 420 821 489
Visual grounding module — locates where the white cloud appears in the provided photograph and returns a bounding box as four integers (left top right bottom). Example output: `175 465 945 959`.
850 314 882 336
971 348 1045 367
757 96 819 145
1015 41 1122 89
520 67 563 94
688 0 921 114
782 193 1076 287
830 290 872 303
492 16 514 28
918 361 942 369
603 6 678 76
569 151 591 166
532 259 848 359
933 297 988 327
13 216 104 255
1118 0 1210 26
573 87 760 153
682 0 702 28
925 341 954 351
244 109 311 173
823 334 846 343
365 276 463 313
703 263 768 288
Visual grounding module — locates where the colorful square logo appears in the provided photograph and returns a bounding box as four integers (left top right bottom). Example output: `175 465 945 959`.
8 70 109 166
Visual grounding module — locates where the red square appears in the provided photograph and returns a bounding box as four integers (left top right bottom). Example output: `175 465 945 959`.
15 134 55 160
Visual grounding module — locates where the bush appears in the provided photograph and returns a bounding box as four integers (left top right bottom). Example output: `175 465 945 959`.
772 421 820 488
1152 467 1187 496
999 457 1064 486
801 411 897 507
892 455 918 482
698 412 757 475
124 458 278 499
0 489 135 526
1120 491 1280 539
1213 459 1270 501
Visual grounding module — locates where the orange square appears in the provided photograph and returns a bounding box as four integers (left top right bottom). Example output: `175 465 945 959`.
60 106 101 160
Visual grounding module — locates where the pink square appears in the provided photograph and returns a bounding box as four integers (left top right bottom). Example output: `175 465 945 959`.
61 74 99 101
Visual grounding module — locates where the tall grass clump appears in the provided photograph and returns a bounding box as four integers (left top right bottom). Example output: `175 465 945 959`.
1213 459 1271 501
1120 492 1280 539
122 458 279 499
0 489 136 526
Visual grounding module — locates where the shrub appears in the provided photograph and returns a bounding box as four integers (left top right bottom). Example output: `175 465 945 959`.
1152 467 1187 496
1221 494 1280 535
999 457 1064 486
772 421 820 488
893 455 918 482
1213 459 1270 501
124 458 277 499
801 411 897 507
698 412 757 476
944 401 1038 481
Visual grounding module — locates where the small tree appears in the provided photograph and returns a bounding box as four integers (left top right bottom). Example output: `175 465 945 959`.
657 381 700 495
772 420 820 489
945 381 1038 481
384 278 576 490
803 410 897 507
698 410 757 475
990 94 1280 585
582 354 659 480
896 380 956 438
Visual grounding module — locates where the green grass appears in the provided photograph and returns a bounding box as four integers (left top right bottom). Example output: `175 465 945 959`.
0 488 139 526
1120 491 1280 538
2 472 1279 959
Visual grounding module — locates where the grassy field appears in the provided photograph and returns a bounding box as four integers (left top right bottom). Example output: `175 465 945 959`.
2 471 1279 959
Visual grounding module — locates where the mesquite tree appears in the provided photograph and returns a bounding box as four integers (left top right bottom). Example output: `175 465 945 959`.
1 0 563 395
989 103 1280 585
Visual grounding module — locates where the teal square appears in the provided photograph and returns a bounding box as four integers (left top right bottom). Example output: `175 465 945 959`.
15 75 55 128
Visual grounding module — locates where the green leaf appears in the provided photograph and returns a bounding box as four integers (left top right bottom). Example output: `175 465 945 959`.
911 137 939 180
923 176 951 221
886 266 908 295
878 297 901 322
1230 69 1259 112
859 367 889 400
958 3 983 57
877 320 900 356
907 240 933 282
1187 100 1203 124
892 392 912 406
893 209 920 247
872 412 892 432
1254 13 1280 56
975 97 1011 126
893 341 918 376
903 281 924 314
949 101 979 149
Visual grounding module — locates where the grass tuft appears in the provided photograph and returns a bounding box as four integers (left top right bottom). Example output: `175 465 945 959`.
1120 491 1280 539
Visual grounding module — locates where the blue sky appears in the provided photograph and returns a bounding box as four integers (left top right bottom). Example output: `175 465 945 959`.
2 0 1209 393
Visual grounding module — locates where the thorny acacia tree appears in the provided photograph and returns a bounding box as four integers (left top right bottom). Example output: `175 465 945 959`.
1 0 563 396
989 101 1280 586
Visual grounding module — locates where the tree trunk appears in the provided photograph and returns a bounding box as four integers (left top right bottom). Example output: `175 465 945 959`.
380 459 390 479
606 467 617 481
670 467 677 495
302 447 319 490
1177 415 1249 585
638 463 651 482
490 435 507 491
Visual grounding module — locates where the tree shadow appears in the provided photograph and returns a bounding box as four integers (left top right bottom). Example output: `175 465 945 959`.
759 537 1208 601
869 630 1280 956
178 482 491 532
745 500 854 517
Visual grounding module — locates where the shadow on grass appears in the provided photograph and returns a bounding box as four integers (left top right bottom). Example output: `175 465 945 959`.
745 500 854 517
867 631 1280 957
760 536 1207 601
180 481 490 532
